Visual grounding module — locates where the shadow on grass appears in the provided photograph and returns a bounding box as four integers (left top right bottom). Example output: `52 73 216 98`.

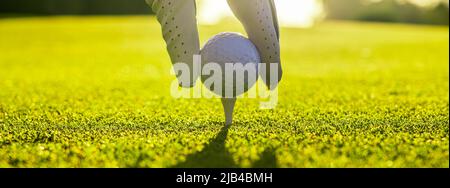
172 124 278 168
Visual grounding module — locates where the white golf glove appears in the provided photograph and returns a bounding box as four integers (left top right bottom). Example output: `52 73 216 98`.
146 0 282 89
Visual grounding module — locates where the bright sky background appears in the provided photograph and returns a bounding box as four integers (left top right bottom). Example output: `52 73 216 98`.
198 0 448 28
197 0 324 28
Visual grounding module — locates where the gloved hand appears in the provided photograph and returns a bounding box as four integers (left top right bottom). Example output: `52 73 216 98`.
146 0 282 90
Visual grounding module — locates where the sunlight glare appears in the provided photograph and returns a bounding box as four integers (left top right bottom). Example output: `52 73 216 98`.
198 0 323 28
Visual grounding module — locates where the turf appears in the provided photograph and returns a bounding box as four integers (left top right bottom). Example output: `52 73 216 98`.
0 16 448 167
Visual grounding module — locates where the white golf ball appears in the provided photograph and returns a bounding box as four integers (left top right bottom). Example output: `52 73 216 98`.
200 32 260 98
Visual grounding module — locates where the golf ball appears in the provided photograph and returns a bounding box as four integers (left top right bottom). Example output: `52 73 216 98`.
200 32 260 98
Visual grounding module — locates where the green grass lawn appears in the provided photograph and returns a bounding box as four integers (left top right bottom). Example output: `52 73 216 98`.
0 16 448 167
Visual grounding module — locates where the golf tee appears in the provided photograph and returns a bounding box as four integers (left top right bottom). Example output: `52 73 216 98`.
221 98 236 126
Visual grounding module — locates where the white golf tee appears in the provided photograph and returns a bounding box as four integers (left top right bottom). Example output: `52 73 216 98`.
221 98 236 126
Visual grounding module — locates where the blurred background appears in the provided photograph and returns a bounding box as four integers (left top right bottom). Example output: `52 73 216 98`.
0 0 448 27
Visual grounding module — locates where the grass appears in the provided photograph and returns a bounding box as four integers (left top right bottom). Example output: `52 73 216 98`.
0 16 448 167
